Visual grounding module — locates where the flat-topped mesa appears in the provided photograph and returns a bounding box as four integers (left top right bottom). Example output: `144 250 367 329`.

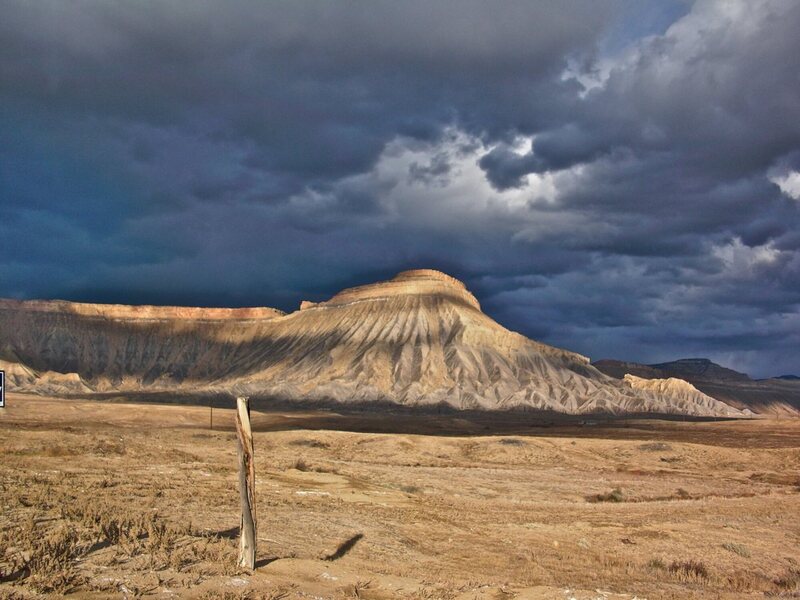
0 299 285 321
317 269 481 311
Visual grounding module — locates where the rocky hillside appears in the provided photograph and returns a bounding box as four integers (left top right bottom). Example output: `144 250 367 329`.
594 359 800 417
0 270 745 416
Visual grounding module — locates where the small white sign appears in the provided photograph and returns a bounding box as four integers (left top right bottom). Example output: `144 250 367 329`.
0 370 4 408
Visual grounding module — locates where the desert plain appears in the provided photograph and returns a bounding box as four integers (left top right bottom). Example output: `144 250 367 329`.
1 394 799 600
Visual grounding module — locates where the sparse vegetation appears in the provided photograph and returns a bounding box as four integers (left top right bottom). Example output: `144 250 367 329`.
347 579 373 598
2 399 799 598
498 438 526 446
198 590 253 600
775 567 800 590
177 535 239 575
289 438 329 448
668 559 709 581
639 442 672 451
287 456 338 474
291 457 309 471
92 438 127 456
0 489 222 591
722 542 751 557
20 524 84 593
586 487 624 503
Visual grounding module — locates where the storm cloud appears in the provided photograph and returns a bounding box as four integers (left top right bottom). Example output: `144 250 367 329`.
1 0 799 377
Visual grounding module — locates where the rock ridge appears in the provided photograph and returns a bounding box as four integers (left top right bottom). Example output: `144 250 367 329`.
322 269 481 311
0 299 285 321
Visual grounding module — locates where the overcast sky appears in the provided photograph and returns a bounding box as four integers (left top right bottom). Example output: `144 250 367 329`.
2 0 799 377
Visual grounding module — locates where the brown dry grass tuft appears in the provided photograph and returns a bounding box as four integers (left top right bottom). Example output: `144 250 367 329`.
20 524 84 593
92 438 126 455
498 438 526 446
639 442 672 451
289 438 329 448
188 536 240 576
775 567 800 591
668 559 709 581
197 590 252 600
722 541 751 557
586 487 624 503
291 457 310 471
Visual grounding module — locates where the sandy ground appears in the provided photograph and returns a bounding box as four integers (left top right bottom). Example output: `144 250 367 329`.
1 393 799 599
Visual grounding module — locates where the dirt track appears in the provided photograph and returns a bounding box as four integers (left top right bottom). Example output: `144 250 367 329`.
1 394 799 599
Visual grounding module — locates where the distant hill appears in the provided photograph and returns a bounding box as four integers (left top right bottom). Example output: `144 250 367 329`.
592 360 663 380
649 358 751 382
593 358 800 417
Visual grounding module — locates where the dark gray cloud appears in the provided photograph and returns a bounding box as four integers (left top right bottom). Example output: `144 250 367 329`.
1 0 799 377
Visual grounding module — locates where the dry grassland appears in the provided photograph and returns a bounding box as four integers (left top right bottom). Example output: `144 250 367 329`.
1 394 799 599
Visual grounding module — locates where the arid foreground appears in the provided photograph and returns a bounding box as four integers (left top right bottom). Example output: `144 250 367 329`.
1 395 799 600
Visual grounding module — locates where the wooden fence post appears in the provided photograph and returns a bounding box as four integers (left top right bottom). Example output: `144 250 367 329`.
235 396 256 570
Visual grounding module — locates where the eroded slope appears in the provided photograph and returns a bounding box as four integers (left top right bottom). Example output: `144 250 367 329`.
0 270 745 416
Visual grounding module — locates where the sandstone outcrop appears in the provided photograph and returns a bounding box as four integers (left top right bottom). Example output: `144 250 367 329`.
624 374 751 416
595 358 799 416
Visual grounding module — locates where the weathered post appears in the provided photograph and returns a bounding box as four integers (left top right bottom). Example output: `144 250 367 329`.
235 396 256 570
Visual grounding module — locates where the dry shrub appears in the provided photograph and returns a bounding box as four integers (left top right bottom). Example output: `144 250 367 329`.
722 567 800 594
409 586 459 599
197 590 261 600
92 438 126 456
289 438 329 448
586 487 624 503
722 542 751 557
17 484 59 511
638 442 672 452
750 472 800 486
291 457 309 471
668 559 709 581
42 444 79 457
0 524 26 582
498 438 526 446
312 463 339 474
344 579 373 598
288 456 337 473
775 567 800 590
173 449 202 462
189 536 240 576
60 499 185 564
23 525 84 593
144 514 183 558
723 570 774 592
